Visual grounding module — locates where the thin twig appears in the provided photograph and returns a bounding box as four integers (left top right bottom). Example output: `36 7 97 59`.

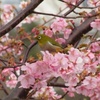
64 0 84 16
41 7 67 26
26 90 37 100
33 10 99 19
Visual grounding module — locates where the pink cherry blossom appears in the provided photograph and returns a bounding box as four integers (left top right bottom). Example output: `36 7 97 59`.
67 47 83 63
1 12 14 24
6 73 18 89
2 68 14 76
18 74 35 88
1 4 15 24
67 92 75 97
82 76 98 89
65 75 79 86
51 18 68 33
76 75 100 100
87 0 100 7
44 29 53 37
6 80 18 89
18 47 100 99
1 1 100 99
19 1 29 9
76 85 91 96
89 41 100 52
64 29 72 39
90 19 100 30
21 62 34 74
31 28 39 35
23 15 37 24
55 38 66 44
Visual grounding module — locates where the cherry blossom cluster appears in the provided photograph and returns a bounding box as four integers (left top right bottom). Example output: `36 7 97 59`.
33 18 73 45
1 68 18 89
17 0 38 27
32 87 61 99
1 4 15 24
51 18 72 41
1 1 38 27
89 41 100 52
18 46 100 99
91 19 100 30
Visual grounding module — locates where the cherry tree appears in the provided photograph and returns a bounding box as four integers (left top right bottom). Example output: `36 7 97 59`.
0 0 100 100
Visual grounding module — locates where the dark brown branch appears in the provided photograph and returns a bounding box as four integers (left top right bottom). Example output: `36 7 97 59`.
0 0 43 37
65 11 96 46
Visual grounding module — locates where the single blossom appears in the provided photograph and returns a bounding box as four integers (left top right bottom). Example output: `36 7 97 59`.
55 38 66 44
64 29 72 39
19 1 29 9
51 18 68 33
44 29 53 37
89 41 100 52
18 74 35 88
3 4 14 13
90 19 100 30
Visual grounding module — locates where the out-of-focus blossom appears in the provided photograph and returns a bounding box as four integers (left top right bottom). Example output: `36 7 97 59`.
2 68 13 76
6 80 18 89
90 19 100 30
6 73 18 89
18 74 35 88
63 0 80 5
87 0 100 7
89 41 100 52
1 4 15 24
19 1 30 9
64 29 72 39
55 38 66 44
44 29 53 37
1 12 14 24
3 4 14 13
32 87 61 99
51 18 68 33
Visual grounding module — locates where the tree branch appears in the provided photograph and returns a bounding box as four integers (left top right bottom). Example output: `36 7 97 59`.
63 0 84 16
0 0 43 37
65 11 96 46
